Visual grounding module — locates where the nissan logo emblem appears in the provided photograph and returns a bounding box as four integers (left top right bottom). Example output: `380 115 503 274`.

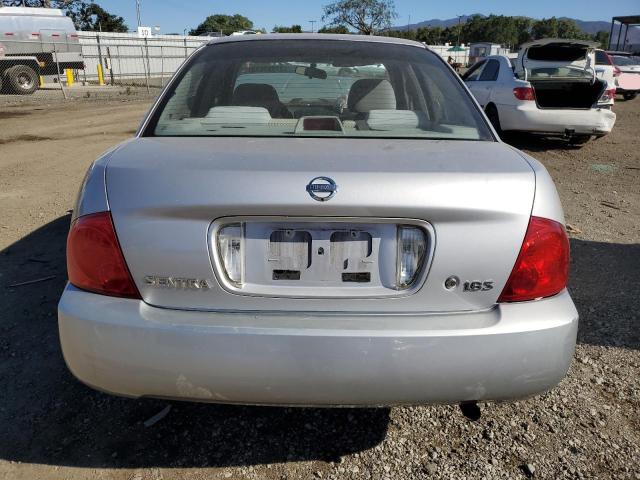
306 176 338 202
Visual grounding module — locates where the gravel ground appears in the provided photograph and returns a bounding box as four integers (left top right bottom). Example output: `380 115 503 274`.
0 96 638 480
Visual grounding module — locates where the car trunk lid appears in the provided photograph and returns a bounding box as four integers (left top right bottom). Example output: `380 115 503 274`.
516 39 605 109
105 137 535 314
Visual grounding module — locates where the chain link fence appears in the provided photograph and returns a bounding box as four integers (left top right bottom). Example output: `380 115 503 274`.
0 31 208 102
0 32 472 103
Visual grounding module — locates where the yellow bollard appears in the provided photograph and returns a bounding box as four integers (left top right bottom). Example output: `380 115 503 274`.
97 63 105 86
65 69 74 87
39 76 44 88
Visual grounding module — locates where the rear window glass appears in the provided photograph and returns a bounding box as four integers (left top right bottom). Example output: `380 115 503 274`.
479 59 500 81
529 67 592 79
595 50 611 65
612 56 634 66
527 45 587 62
147 40 493 141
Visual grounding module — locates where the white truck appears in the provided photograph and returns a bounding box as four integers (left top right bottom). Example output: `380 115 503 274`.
0 6 84 94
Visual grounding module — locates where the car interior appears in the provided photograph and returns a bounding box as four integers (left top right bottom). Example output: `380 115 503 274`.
151 42 491 140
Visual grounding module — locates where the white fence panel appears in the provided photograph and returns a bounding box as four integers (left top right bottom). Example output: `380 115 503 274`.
78 31 209 86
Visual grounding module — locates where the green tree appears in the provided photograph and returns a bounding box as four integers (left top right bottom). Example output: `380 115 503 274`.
531 17 559 39
272 24 303 33
189 14 254 36
514 17 533 46
387 29 416 40
72 3 128 32
557 18 590 40
2 0 128 31
593 30 610 49
531 17 590 40
322 0 397 35
415 26 444 44
318 25 350 34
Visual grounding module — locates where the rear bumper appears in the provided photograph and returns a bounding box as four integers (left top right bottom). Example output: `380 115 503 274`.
498 103 616 135
58 285 578 406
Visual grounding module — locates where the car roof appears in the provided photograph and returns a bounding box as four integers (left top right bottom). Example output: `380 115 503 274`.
206 33 426 49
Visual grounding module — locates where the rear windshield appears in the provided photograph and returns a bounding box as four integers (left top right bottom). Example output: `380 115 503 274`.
595 50 611 65
525 45 593 80
527 45 587 62
147 40 493 141
612 56 636 66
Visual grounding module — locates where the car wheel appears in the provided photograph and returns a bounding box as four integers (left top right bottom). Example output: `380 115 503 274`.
4 65 39 95
485 104 502 136
623 92 637 101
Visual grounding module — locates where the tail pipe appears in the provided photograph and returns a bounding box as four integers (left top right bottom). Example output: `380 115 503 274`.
460 402 481 421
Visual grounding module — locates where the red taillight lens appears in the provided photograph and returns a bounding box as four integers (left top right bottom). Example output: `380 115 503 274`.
513 87 536 101
67 212 140 299
599 88 616 103
498 217 570 303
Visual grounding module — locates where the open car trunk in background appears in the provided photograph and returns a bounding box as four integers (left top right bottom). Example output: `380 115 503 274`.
105 137 535 315
531 78 605 109
517 39 604 109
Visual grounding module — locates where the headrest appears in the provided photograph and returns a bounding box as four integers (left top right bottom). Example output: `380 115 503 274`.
232 83 281 105
347 79 397 113
366 110 427 130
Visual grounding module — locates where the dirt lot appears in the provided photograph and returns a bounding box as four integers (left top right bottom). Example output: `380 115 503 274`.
0 96 638 480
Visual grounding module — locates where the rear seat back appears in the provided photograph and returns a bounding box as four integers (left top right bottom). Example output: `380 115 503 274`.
232 83 293 118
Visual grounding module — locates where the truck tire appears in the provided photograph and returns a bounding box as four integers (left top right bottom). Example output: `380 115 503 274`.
4 65 39 95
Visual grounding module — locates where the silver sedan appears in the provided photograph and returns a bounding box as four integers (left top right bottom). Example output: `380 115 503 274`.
58 34 577 406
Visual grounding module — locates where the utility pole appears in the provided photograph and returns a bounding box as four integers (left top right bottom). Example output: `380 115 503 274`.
309 20 317 33
407 15 411 32
136 0 142 28
457 15 462 46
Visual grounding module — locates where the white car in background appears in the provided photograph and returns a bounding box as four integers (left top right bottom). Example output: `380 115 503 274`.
463 39 616 144
609 54 640 100
595 49 620 104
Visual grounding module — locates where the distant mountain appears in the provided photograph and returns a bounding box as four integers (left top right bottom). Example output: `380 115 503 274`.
393 14 639 46
397 14 478 31
567 19 610 35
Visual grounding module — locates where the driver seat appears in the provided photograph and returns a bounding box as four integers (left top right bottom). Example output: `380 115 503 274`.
232 83 293 119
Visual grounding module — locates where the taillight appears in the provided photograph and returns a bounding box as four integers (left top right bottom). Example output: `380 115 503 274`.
217 223 244 286
396 226 427 289
67 212 140 299
599 88 616 103
513 87 536 101
498 217 569 303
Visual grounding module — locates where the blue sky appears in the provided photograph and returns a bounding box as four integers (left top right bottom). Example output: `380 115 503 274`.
107 0 639 34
